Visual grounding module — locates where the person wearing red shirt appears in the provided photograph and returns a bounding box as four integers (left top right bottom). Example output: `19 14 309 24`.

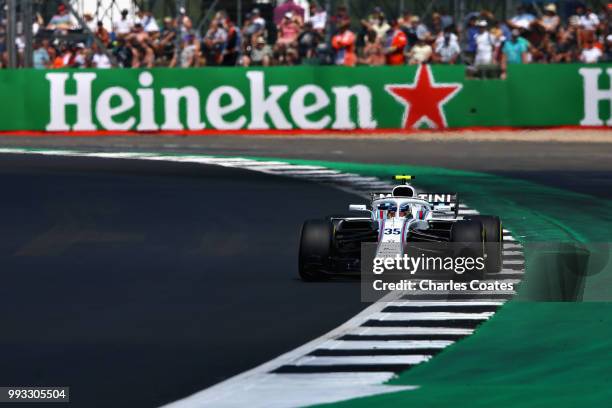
385 19 408 65
331 19 356 66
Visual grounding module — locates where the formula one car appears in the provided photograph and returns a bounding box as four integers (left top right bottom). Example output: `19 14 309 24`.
298 175 502 281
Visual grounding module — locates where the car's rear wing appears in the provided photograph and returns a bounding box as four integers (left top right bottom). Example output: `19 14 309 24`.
417 193 459 218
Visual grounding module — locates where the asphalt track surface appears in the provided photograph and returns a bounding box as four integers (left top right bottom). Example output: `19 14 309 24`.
1 134 612 198
0 154 367 408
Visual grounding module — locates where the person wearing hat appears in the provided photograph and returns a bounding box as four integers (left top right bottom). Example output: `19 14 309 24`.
474 20 498 66
276 12 301 49
538 4 560 34
243 36 273 66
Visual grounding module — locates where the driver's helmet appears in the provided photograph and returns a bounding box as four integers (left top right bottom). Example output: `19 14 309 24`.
399 203 412 218
377 201 397 219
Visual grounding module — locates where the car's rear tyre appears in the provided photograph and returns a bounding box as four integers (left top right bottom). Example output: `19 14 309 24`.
450 220 485 279
298 219 332 281
465 215 503 273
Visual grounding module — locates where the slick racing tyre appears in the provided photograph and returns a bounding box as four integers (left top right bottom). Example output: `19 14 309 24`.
450 220 486 279
465 215 503 273
298 219 332 281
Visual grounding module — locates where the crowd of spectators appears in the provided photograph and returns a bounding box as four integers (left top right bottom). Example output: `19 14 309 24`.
1 1 611 76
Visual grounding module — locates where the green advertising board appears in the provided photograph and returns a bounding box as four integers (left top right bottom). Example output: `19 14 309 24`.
0 63 610 132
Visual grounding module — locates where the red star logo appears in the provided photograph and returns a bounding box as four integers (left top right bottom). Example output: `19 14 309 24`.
385 65 462 129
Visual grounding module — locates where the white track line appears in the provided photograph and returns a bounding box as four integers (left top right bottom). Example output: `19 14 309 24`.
318 340 454 350
347 327 475 336
292 355 430 366
371 312 494 321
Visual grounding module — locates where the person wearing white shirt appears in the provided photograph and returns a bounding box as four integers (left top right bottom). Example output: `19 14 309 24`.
576 6 599 31
580 41 602 63
114 9 133 36
474 20 498 65
92 45 112 68
308 3 327 32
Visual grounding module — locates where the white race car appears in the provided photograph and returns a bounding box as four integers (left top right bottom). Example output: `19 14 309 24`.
298 175 502 281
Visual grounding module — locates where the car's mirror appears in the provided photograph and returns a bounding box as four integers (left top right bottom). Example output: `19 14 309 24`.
349 204 368 212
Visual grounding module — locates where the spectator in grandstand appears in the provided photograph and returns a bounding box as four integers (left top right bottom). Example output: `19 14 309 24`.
384 19 407 65
47 5 74 31
95 21 111 46
500 29 529 78
579 37 603 63
329 5 349 35
152 17 175 64
410 15 431 44
45 46 56 68
91 43 112 68
331 19 356 66
359 30 385 65
605 34 612 61
361 8 390 42
251 8 266 29
221 19 240 66
136 10 160 34
274 0 304 26
83 13 97 34
131 23 149 43
242 36 273 66
32 40 50 69
297 22 323 61
470 19 502 78
112 38 133 68
407 33 433 64
399 12 416 47
507 5 535 31
537 4 560 35
307 3 327 33
575 6 600 32
277 12 301 48
573 5 601 48
462 15 479 64
0 23 6 68
473 20 497 66
70 43 87 68
429 12 448 38
202 18 227 66
114 9 134 38
242 12 265 48
433 27 461 64
171 34 199 67
552 26 578 62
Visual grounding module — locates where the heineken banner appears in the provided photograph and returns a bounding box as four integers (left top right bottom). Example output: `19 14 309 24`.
0 63 610 132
